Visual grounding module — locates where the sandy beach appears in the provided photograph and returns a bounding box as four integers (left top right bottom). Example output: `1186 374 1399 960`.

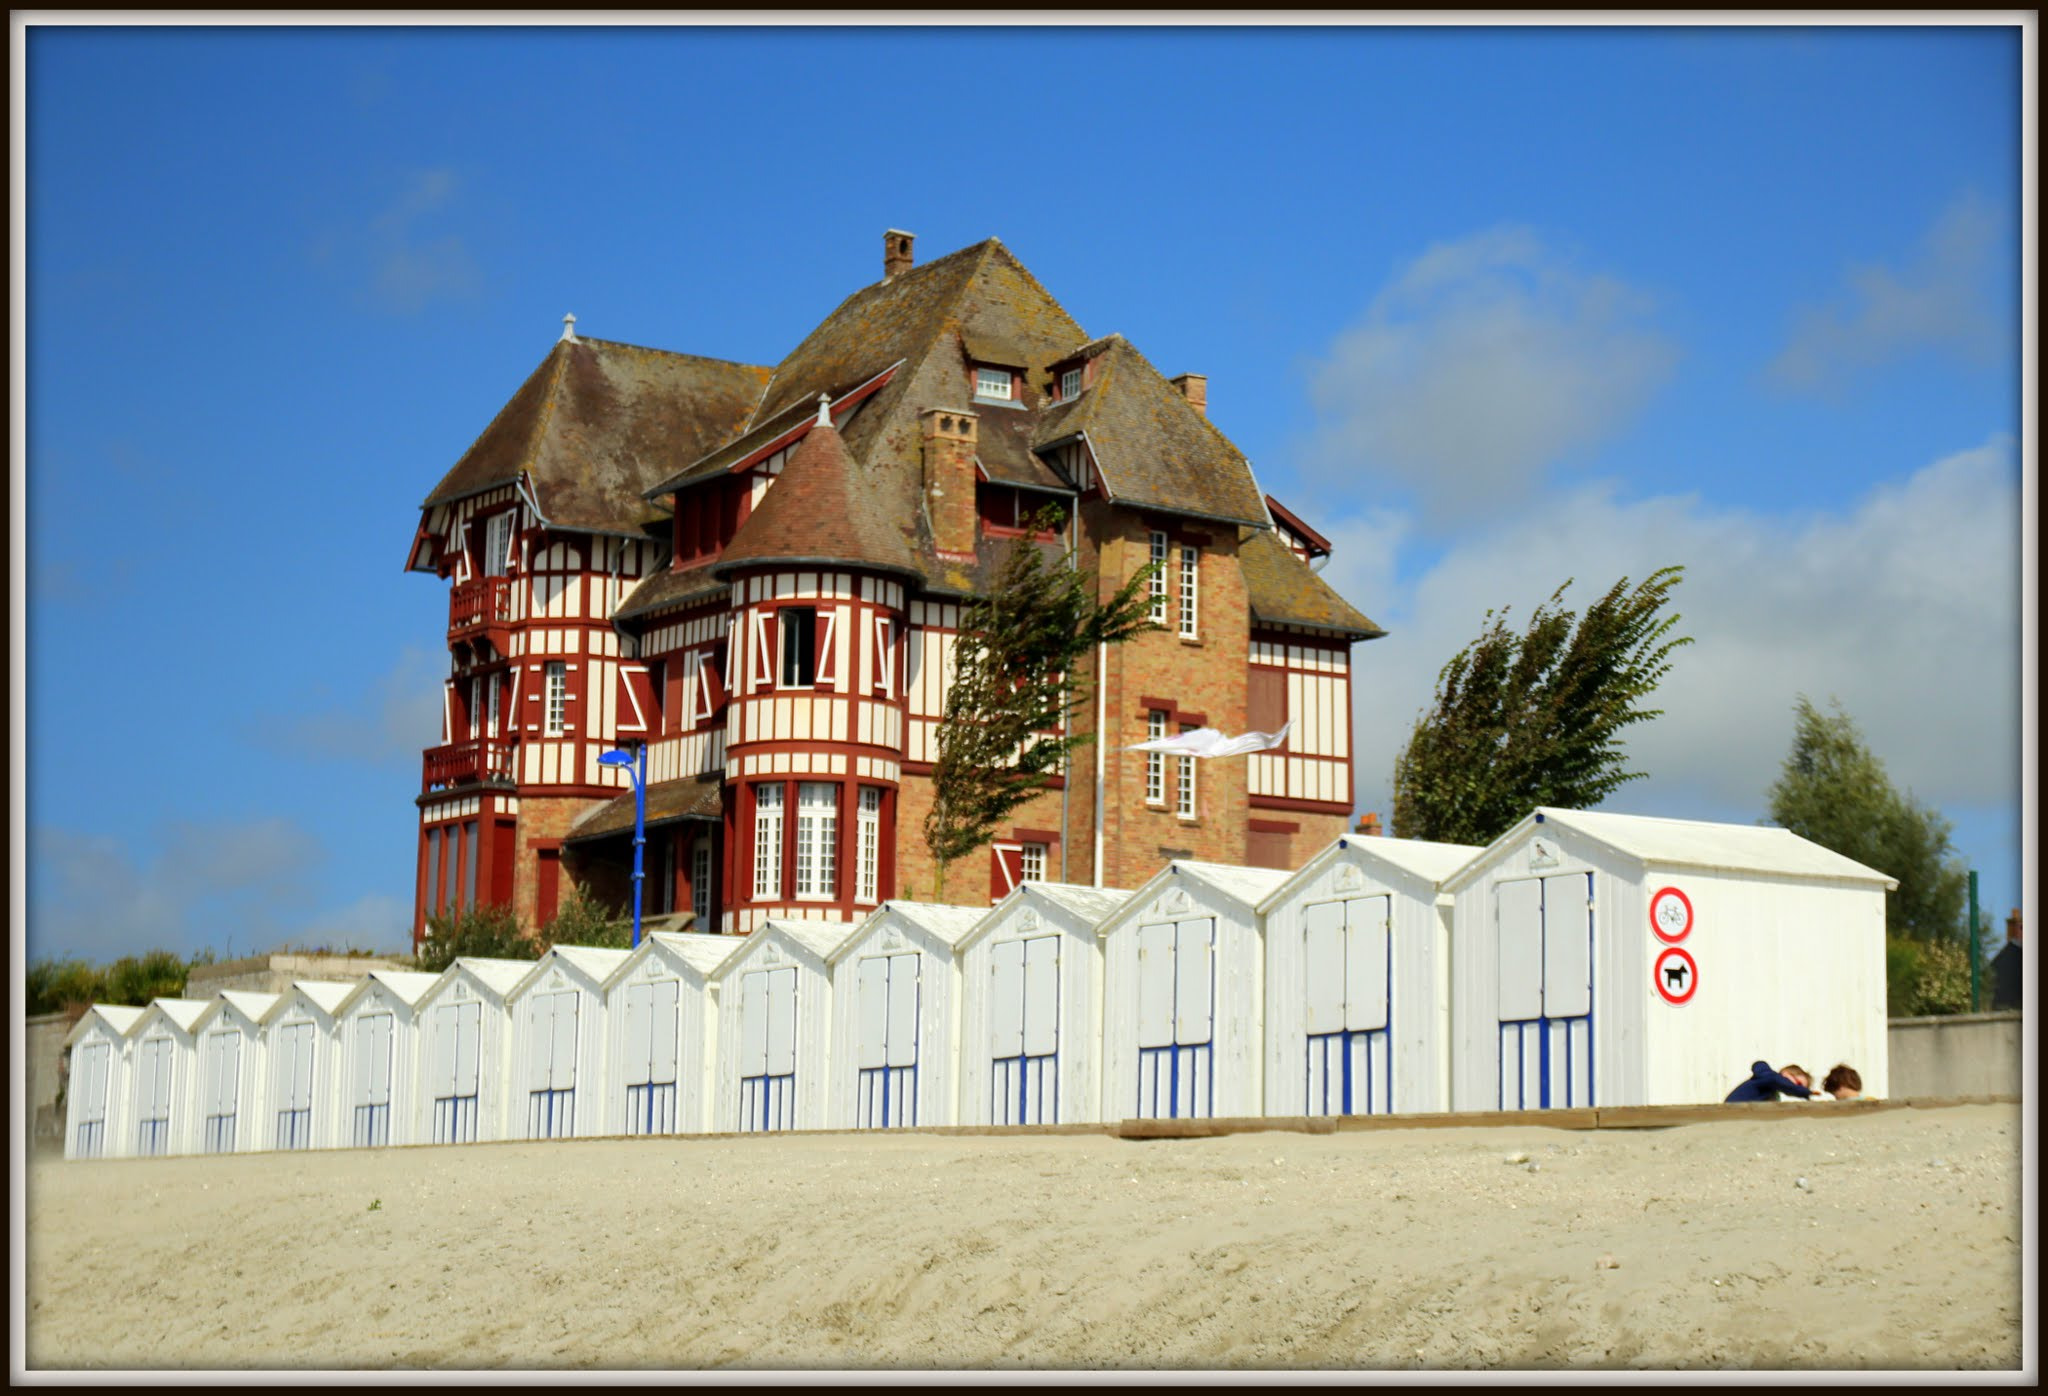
24 1103 2025 1372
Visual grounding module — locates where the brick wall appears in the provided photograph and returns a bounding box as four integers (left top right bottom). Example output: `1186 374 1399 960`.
513 795 609 931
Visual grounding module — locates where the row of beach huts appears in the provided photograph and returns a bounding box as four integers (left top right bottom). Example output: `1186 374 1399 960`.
62 808 1896 1160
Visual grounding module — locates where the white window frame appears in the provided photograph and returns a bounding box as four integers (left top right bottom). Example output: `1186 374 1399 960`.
753 783 784 900
691 838 713 923
794 782 837 901
779 606 817 689
856 787 883 904
873 616 895 698
484 511 514 578
1059 367 1082 400
1148 532 1168 624
1177 730 1197 820
487 673 502 738
1145 710 1167 805
1019 843 1047 884
468 676 483 741
1179 545 1199 639
974 367 1014 402
543 662 568 736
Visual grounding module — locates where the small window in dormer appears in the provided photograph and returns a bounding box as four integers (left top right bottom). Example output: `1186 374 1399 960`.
974 367 1014 402
1059 367 1082 401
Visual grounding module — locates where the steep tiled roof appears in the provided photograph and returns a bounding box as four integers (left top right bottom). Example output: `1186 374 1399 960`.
975 406 1072 492
613 557 726 622
566 772 724 844
421 337 771 534
712 418 922 579
1241 530 1385 639
1031 337 1269 528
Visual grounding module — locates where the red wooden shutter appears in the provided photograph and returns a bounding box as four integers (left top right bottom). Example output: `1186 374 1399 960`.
815 609 837 687
1248 667 1287 740
665 660 688 732
990 843 1024 903
616 663 659 739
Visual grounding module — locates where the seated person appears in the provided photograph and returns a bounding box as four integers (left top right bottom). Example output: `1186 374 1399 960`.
1822 1064 1862 1099
1725 1061 1814 1102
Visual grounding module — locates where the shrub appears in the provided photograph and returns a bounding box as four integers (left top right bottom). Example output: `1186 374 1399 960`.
414 902 535 974
542 884 632 951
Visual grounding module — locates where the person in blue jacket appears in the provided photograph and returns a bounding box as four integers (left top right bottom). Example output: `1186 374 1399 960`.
1725 1061 1814 1102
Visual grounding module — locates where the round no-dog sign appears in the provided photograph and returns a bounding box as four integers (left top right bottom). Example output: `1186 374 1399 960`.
1653 946 1698 1005
1649 885 1693 943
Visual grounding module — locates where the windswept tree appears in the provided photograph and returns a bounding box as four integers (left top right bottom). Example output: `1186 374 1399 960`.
1393 566 1692 846
1766 694 1968 945
926 512 1160 898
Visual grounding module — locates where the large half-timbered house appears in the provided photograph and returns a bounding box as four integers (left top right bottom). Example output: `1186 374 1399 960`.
407 233 1382 945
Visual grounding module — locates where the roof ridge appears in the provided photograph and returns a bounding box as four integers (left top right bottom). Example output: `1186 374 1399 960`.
520 342 573 520
574 335 773 374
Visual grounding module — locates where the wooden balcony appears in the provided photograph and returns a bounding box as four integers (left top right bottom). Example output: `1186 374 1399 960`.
449 576 512 651
422 737 518 793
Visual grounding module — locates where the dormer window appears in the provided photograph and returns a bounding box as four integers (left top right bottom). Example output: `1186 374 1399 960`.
1059 367 1083 401
973 367 1015 403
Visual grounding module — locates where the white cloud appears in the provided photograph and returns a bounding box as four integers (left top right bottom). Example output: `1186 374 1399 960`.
313 167 482 315
1768 193 2006 393
28 818 416 962
1330 435 2022 830
1305 227 1679 522
28 816 323 961
262 644 445 765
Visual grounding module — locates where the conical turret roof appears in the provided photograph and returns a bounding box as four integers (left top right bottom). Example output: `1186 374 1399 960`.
711 405 921 578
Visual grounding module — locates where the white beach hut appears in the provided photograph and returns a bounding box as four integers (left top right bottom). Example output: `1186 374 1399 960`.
602 932 745 1138
412 957 534 1145
126 998 209 1157
188 992 279 1155
63 1005 144 1160
331 969 442 1148
1258 835 1481 1118
1444 808 1897 1111
260 983 352 1152
711 919 858 1133
825 902 986 1130
1098 863 1290 1121
507 944 632 1141
956 883 1130 1126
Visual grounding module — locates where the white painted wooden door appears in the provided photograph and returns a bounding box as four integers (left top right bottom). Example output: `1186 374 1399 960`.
621 979 681 1136
738 966 797 1132
351 1012 394 1147
1495 873 1595 1110
988 935 1061 1125
72 1041 111 1158
200 1029 241 1154
273 1021 317 1150
1134 918 1216 1119
526 990 578 1139
430 1000 482 1145
1302 894 1394 1116
134 1036 174 1157
854 952 921 1128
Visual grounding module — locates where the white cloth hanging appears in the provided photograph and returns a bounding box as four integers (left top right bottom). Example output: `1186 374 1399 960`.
1124 720 1292 759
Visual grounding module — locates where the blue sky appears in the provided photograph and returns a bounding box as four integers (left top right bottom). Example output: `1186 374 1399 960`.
20 21 2030 962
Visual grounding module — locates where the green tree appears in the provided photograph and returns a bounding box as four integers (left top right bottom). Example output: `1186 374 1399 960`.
926 512 1160 898
542 883 632 951
414 901 535 974
1392 567 1692 845
1765 695 1968 944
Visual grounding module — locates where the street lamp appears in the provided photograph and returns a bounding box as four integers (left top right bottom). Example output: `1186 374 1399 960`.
597 744 647 949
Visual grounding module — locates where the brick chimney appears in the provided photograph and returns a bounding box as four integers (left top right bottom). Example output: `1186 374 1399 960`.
921 408 978 558
1170 373 1207 415
1355 811 1382 837
884 229 916 280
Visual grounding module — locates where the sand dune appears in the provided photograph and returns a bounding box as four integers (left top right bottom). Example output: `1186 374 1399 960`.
24 1103 2025 1372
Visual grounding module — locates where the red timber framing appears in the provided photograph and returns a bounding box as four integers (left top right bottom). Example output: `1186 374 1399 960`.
718 565 910 933
1247 629 1353 816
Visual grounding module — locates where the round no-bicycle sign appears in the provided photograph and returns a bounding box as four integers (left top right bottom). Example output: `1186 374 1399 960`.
1649 885 1693 943
1653 945 1698 1005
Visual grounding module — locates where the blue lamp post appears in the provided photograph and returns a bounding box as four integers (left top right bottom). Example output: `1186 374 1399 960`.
597 744 647 948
